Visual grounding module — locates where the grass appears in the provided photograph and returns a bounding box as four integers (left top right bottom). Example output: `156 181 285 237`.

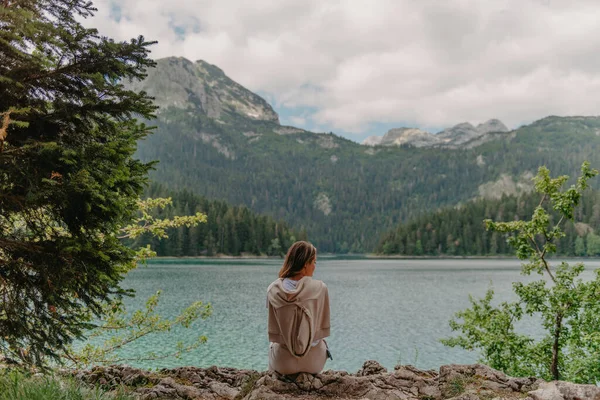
0 369 133 400
445 375 478 398
234 372 261 400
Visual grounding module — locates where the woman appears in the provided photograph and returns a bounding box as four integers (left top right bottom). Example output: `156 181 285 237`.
266 241 331 375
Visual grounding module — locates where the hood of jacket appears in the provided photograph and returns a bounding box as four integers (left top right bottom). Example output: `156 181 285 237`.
267 276 323 307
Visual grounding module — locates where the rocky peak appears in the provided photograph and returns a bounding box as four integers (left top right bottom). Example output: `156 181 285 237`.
381 127 436 147
436 119 511 148
476 119 509 134
448 122 475 131
195 59 226 78
434 119 509 147
362 119 509 149
436 122 479 144
126 56 279 123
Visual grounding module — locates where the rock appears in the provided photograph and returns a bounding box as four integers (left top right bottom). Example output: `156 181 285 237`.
476 154 486 166
480 380 507 391
67 362 600 400
364 119 510 149
380 127 438 147
529 381 564 400
260 371 296 392
554 380 600 400
208 381 239 399
362 135 383 146
357 360 387 376
125 57 280 123
317 135 339 149
478 171 535 200
314 192 332 216
506 376 541 392
528 380 600 400
476 119 509 134
274 126 307 135
312 378 323 390
436 122 480 146
446 395 481 400
418 381 441 399
294 372 315 391
137 383 177 400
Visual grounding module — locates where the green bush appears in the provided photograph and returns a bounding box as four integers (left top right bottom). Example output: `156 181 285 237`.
443 162 600 383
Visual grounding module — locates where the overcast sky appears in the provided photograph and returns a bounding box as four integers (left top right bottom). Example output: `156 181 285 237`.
87 0 600 141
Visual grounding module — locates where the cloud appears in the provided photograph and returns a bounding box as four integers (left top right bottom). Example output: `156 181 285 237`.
288 116 307 126
86 0 600 139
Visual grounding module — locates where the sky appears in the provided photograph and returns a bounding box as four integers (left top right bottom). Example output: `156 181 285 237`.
87 0 600 142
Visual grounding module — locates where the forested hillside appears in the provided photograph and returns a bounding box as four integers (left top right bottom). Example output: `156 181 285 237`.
132 184 302 256
133 57 600 253
375 189 600 256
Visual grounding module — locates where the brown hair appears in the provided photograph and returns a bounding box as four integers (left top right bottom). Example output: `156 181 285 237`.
278 241 317 279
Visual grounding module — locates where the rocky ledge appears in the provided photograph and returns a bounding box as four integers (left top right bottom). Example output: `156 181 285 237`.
73 361 600 400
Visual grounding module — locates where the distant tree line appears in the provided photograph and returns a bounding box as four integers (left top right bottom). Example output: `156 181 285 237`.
130 184 304 256
376 189 600 256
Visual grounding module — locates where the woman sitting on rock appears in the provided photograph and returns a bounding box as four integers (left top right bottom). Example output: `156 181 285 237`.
267 241 331 375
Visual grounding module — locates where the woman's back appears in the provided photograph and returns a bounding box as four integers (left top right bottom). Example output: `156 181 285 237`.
266 241 330 375
267 276 330 357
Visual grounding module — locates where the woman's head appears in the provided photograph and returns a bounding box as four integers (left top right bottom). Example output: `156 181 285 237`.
278 241 317 279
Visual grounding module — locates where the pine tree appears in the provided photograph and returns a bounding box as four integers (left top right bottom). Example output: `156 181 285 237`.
575 236 586 256
0 0 156 365
586 233 600 256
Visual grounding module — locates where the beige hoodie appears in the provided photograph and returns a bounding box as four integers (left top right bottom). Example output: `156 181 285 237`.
267 277 330 358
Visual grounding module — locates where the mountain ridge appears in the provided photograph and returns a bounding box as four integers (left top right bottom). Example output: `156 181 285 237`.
363 119 510 148
138 57 514 150
133 56 600 252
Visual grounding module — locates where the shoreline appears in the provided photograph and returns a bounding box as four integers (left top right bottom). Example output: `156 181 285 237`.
147 254 599 261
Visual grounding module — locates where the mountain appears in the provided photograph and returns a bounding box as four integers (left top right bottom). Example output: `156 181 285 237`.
133 56 600 253
127 57 279 122
362 119 510 148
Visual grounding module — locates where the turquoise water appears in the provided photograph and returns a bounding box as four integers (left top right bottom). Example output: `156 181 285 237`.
108 258 599 373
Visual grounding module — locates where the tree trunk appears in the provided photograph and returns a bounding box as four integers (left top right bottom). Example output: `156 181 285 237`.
551 313 563 380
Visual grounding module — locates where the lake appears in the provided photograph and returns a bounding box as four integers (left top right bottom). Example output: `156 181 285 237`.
109 257 599 373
